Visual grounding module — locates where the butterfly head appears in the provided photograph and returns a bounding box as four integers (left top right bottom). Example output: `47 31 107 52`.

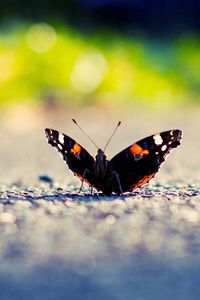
96 149 107 162
94 149 108 177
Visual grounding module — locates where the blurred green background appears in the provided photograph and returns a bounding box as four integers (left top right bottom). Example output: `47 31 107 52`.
0 1 199 111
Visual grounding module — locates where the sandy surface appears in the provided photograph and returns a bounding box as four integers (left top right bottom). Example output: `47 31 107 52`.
0 106 200 299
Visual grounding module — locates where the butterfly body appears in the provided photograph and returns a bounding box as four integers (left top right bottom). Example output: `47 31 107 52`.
45 128 182 195
70 148 119 195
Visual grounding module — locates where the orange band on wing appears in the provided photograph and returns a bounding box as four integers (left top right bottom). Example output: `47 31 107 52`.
131 172 156 190
130 144 149 155
70 143 81 155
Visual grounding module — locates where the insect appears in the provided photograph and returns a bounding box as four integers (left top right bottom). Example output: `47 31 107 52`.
45 120 182 195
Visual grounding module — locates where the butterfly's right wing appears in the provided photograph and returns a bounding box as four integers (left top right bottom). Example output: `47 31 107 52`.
45 129 95 182
110 129 182 193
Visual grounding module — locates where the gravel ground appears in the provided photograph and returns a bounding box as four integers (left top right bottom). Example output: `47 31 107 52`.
1 106 200 299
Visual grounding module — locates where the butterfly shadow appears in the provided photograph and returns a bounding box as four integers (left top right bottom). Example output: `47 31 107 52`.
31 190 143 202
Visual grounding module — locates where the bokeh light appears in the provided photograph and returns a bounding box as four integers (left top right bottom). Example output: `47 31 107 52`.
0 51 15 82
70 51 108 93
26 23 57 53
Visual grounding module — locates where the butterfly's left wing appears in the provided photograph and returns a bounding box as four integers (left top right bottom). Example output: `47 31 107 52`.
110 129 182 193
45 128 95 183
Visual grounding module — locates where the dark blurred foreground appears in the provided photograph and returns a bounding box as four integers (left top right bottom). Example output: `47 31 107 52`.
0 184 200 300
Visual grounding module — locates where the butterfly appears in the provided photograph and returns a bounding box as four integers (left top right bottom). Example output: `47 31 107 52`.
45 121 182 195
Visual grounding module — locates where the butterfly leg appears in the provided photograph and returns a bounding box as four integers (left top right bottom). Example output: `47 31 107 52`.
78 180 84 194
77 169 90 194
113 171 123 194
90 186 93 195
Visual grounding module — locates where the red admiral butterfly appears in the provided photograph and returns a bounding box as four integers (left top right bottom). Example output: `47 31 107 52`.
45 120 182 195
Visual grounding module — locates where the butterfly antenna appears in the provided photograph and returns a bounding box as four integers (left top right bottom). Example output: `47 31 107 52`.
103 121 121 152
72 119 99 149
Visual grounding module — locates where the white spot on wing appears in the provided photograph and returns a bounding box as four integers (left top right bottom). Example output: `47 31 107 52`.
59 133 65 144
153 134 163 145
57 144 63 150
161 145 167 151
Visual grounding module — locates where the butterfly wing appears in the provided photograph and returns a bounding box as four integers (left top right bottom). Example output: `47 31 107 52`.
110 129 182 193
45 128 95 183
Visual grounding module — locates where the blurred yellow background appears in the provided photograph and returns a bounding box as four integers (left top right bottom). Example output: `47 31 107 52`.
0 21 199 114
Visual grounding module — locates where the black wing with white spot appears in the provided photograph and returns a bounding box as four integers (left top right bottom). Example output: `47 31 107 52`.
45 128 95 180
110 129 182 193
